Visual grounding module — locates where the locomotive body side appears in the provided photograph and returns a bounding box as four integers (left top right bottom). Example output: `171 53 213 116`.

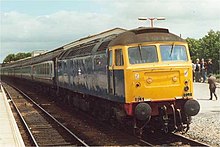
57 37 126 103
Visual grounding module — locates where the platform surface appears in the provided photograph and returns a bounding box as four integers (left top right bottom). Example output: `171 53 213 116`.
0 84 25 147
194 82 220 113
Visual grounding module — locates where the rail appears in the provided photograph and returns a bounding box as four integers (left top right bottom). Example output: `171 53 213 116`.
3 83 89 147
4 86 39 147
140 131 209 146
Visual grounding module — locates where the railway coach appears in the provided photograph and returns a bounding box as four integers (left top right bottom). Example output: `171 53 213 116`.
1 27 200 135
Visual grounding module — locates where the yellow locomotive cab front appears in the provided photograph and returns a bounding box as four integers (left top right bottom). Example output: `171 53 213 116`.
125 42 193 104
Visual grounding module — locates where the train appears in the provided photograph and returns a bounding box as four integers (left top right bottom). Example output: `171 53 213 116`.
1 27 200 135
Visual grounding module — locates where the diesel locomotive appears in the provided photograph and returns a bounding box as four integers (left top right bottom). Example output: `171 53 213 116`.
1 27 200 135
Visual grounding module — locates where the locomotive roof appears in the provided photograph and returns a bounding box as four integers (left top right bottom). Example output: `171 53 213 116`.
58 28 127 60
58 35 116 60
109 27 186 46
63 28 127 50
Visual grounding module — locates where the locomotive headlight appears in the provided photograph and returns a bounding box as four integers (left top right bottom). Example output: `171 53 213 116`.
146 77 153 84
172 76 177 82
184 86 189 91
184 80 189 91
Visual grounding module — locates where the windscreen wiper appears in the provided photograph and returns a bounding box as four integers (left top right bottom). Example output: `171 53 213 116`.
169 43 175 57
138 44 143 61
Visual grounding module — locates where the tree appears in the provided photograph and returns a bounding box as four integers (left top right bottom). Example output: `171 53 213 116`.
14 52 31 61
3 52 31 63
3 54 16 63
186 30 220 73
200 30 220 73
186 38 200 62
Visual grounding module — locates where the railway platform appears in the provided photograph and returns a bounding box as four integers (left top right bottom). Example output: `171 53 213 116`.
0 83 25 147
194 82 220 113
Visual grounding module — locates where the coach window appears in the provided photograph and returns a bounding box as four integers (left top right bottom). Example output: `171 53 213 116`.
37 66 40 74
47 63 49 75
41 65 43 74
115 49 124 66
46 63 49 75
43 64 45 75
40 65 42 74
44 64 46 75
38 65 41 74
45 64 46 75
50 64 53 75
45 63 48 75
45 64 47 75
63 62 67 73
41 64 43 75
46 64 48 75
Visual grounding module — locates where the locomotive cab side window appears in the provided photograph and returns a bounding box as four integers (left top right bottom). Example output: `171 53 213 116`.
115 49 124 66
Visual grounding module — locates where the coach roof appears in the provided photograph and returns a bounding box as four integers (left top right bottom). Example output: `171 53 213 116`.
109 27 186 47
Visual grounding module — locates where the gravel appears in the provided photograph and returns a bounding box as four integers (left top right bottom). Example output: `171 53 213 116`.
184 112 220 146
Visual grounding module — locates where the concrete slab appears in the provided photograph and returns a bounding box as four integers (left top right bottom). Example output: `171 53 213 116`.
0 85 25 147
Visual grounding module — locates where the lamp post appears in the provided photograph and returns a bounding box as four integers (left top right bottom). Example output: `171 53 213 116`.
138 17 165 27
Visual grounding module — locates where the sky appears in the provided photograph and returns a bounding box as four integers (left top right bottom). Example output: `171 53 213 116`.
0 0 220 63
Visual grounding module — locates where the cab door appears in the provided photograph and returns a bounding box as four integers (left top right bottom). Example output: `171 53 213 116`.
108 50 115 94
108 48 125 99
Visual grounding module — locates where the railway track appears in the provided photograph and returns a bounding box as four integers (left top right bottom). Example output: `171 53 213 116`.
3 83 89 147
2 81 210 146
140 131 209 146
2 81 154 146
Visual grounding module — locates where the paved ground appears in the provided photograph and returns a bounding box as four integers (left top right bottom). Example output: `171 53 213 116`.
193 82 220 113
184 82 220 146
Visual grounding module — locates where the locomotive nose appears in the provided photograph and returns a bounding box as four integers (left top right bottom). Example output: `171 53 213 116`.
184 99 200 116
135 103 152 121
